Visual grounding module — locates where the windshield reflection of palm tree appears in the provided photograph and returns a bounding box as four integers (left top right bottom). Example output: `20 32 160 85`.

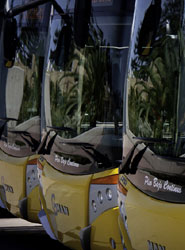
130 0 180 139
49 8 115 165
50 18 110 137
18 7 43 123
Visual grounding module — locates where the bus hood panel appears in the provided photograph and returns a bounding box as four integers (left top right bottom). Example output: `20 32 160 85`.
125 182 185 250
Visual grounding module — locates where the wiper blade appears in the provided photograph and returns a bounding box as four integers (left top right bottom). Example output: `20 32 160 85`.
0 117 18 139
62 141 112 167
120 137 173 175
120 143 148 175
38 130 57 155
37 125 75 155
8 130 40 152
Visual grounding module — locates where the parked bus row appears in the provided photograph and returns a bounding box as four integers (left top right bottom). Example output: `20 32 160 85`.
0 0 185 250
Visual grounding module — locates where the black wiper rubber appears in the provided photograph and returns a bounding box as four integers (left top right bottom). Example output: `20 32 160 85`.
8 130 40 152
0 117 18 139
38 131 57 154
120 137 173 175
61 141 111 167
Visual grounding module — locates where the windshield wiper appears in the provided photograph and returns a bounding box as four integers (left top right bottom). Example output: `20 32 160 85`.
38 126 77 154
8 130 40 152
61 141 112 168
37 130 57 155
119 137 172 175
0 117 18 139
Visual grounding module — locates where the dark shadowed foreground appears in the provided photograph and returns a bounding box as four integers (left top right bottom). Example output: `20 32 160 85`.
0 208 70 250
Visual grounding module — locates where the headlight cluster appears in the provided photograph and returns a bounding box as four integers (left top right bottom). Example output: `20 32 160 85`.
91 188 113 213
89 184 117 224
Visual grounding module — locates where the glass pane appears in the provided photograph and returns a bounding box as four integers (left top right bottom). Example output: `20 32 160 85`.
127 0 184 157
0 2 50 156
44 0 134 171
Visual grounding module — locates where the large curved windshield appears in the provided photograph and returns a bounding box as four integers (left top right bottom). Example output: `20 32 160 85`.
127 0 185 158
43 0 134 171
0 0 50 157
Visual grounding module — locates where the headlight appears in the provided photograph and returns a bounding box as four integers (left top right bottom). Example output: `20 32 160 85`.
106 188 112 200
32 169 36 180
97 191 103 204
89 174 118 224
92 200 97 213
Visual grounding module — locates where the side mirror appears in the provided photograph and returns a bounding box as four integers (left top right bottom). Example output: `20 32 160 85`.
3 18 17 68
55 24 72 69
138 0 161 56
74 0 91 48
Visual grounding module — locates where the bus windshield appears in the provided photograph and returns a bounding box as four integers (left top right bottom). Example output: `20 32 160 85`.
43 0 134 173
0 0 50 157
127 0 185 158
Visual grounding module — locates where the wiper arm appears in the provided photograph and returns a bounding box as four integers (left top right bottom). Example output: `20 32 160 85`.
38 125 76 155
119 137 172 175
37 130 57 154
8 130 40 152
0 117 18 139
62 141 112 168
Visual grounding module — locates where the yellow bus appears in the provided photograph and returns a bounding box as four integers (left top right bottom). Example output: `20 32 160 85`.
0 0 51 222
36 0 135 249
118 0 185 249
